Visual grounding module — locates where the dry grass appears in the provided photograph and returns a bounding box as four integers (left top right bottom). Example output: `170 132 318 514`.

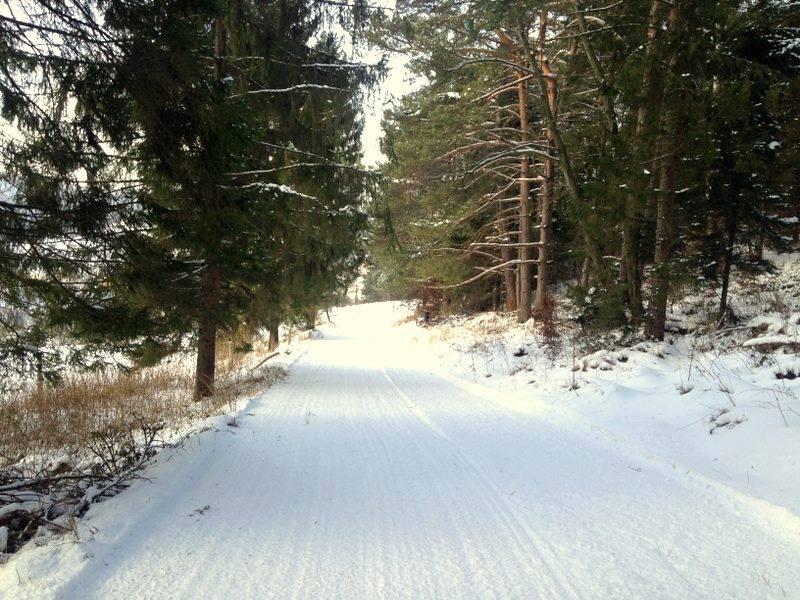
0 336 284 466
393 313 418 327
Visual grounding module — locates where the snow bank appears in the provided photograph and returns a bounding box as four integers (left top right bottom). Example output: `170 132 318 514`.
405 303 800 520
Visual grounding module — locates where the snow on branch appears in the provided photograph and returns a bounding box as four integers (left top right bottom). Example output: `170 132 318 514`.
230 84 351 98
220 181 317 200
429 258 539 289
270 59 372 70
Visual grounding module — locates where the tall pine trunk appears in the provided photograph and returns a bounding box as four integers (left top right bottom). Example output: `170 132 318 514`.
649 158 676 340
517 24 610 287
305 309 316 330
622 0 662 324
580 257 591 287
194 15 226 400
516 50 532 323
533 22 557 319
718 210 737 324
647 3 683 341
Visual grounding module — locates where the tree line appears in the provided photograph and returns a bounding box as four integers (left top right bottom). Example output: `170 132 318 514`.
366 0 800 338
0 0 380 396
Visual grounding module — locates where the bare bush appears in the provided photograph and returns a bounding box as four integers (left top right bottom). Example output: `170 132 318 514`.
0 416 169 555
0 333 287 555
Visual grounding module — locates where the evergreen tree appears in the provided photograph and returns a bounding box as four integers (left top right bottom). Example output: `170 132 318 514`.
0 0 378 394
368 0 800 335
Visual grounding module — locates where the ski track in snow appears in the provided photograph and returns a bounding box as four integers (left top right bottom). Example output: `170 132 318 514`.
4 303 800 599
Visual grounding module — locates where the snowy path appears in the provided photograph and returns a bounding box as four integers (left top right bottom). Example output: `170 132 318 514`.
5 304 800 599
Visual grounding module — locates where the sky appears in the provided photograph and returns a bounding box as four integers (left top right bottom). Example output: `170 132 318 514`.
349 1 422 167
360 52 414 166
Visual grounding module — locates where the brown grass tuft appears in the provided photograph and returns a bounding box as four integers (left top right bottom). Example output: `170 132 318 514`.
0 335 283 466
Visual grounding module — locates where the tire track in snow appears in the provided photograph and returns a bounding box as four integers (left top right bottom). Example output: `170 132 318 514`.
379 365 581 600
5 303 800 599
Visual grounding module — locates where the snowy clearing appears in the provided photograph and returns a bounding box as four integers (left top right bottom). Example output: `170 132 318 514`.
2 302 799 599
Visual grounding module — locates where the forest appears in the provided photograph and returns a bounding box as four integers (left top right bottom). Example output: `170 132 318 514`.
1 1 800 590
2 0 798 405
1 0 380 400
366 0 800 339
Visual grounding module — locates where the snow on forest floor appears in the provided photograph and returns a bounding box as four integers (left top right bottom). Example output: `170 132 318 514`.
405 254 800 520
2 272 800 598
409 309 800 519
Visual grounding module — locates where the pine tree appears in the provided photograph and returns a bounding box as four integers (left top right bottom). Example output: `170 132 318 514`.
368 0 799 335
1 0 377 393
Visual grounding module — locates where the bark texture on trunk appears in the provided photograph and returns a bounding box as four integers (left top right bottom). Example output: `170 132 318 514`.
649 157 677 340
533 21 557 319
647 3 683 341
575 2 617 135
718 201 739 323
516 24 609 287
622 0 663 324
516 50 532 323
195 265 220 399
305 309 316 330
498 218 518 311
268 322 280 352
194 16 227 400
580 257 591 288
752 233 764 262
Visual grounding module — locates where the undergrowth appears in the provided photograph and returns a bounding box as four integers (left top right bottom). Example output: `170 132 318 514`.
0 335 284 467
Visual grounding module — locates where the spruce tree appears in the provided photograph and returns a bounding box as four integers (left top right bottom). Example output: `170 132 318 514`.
1 0 378 394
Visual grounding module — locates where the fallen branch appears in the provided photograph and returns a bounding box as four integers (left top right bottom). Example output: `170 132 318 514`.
249 352 280 373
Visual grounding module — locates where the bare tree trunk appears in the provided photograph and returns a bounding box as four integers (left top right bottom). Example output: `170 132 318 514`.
574 2 617 135
498 217 517 311
268 322 280 351
194 16 226 400
649 158 676 340
516 50 532 323
195 265 220 399
515 24 609 286
752 232 764 262
622 0 662 324
533 17 557 319
580 257 591 287
718 201 739 323
574 3 647 324
717 131 744 325
647 3 682 341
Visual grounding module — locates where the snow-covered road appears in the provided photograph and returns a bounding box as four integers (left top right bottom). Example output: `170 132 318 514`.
5 304 800 599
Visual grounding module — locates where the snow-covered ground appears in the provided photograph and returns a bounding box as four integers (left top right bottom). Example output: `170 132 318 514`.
2 302 799 599
410 312 800 518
